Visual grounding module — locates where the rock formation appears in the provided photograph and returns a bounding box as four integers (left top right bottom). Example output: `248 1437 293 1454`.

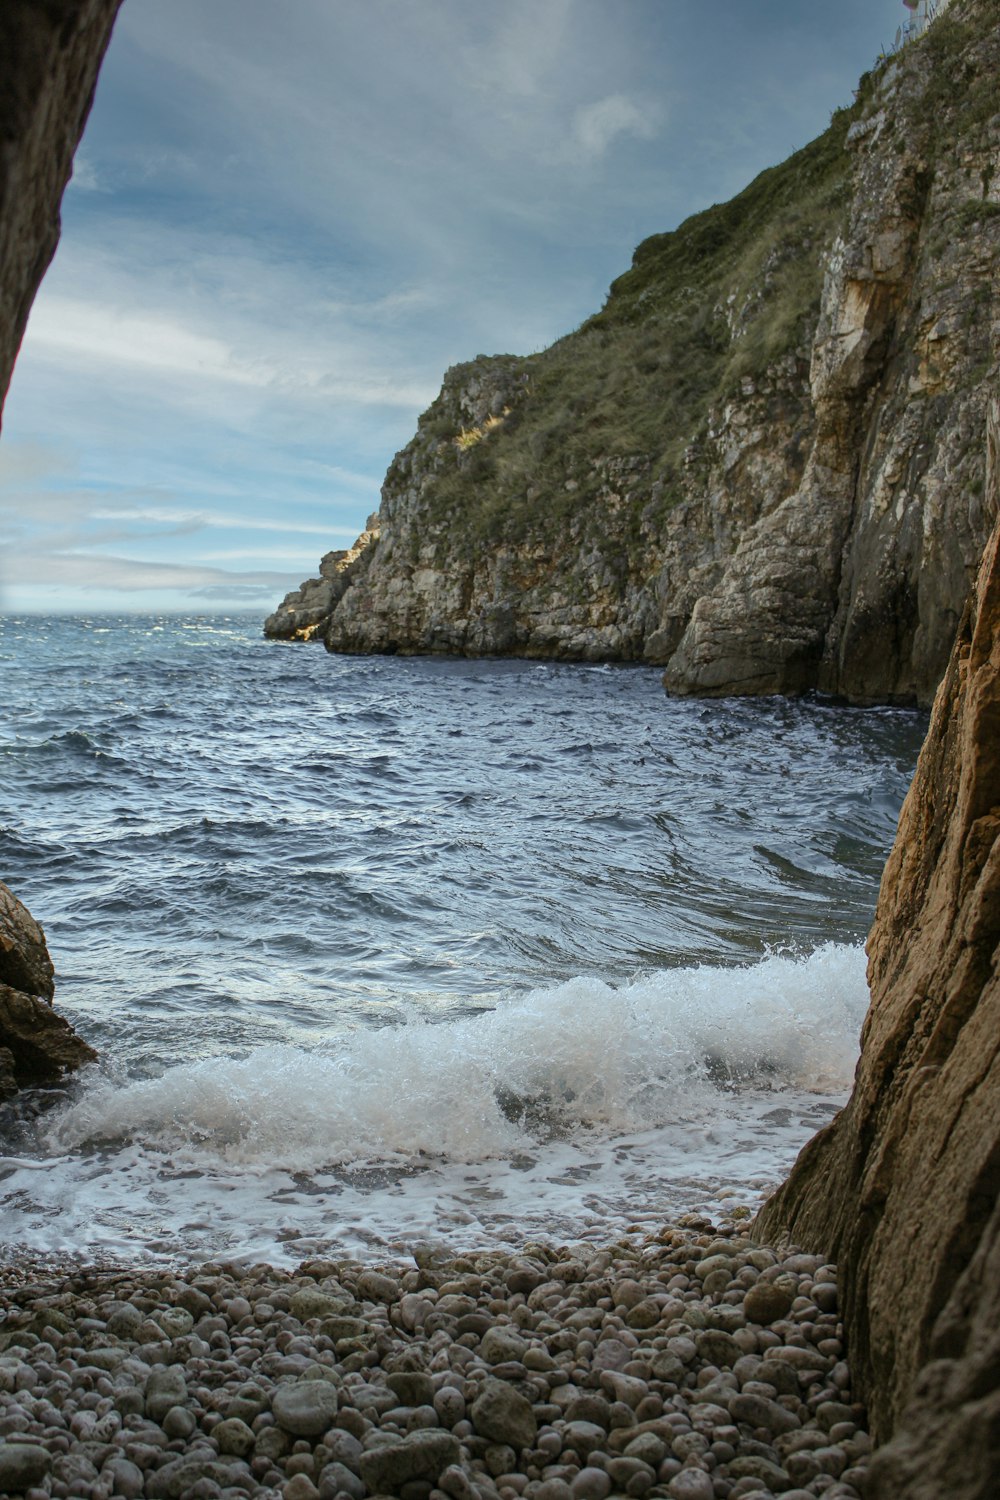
268 0 999 707
0 882 96 1098
0 3 118 1088
0 0 123 425
755 395 1000 1493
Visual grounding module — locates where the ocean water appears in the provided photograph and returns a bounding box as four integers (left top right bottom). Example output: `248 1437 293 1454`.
0 615 926 1266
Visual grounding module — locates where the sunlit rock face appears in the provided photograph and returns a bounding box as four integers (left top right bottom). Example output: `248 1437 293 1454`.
756 397 1000 1496
0 0 122 423
268 0 999 707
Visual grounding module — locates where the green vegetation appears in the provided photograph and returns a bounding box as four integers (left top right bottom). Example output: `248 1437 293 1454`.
404 103 858 553
392 0 995 559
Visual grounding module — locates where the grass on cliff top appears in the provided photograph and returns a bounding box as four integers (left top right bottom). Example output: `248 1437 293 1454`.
409 101 858 556
398 1 999 559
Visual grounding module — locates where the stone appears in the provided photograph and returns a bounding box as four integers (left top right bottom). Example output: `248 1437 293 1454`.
357 1431 460 1492
667 1470 715 1500
213 1417 255 1457
743 1283 794 1327
470 1378 538 1451
272 1379 340 1437
318 1459 365 1500
289 1289 347 1323
730 1393 800 1435
480 1327 527 1365
571 1467 612 1500
0 1442 51 1492
0 885 54 998
388 1371 436 1407
144 1367 188 1422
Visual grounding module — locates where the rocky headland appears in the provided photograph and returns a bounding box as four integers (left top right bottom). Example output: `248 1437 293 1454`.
267 0 999 707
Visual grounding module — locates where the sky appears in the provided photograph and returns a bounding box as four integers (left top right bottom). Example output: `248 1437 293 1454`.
0 0 914 615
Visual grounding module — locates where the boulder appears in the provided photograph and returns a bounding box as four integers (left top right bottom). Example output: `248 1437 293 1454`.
0 883 96 1096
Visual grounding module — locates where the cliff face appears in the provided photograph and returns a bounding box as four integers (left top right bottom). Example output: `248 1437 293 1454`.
267 0 1000 707
0 2 120 1085
0 0 122 424
756 397 1000 1486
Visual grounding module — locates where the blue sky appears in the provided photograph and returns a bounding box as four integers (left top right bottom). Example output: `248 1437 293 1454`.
0 0 912 614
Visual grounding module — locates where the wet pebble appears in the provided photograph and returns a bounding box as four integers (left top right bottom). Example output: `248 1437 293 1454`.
0 1223 871 1500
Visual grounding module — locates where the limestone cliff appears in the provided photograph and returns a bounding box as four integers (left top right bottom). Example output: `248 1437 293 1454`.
0 0 123 425
268 0 1000 706
755 396 1000 1489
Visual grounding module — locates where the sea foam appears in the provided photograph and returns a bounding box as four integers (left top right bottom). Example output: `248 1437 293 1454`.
46 943 866 1171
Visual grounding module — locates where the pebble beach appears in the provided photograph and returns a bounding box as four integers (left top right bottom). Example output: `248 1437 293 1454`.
0 1218 871 1500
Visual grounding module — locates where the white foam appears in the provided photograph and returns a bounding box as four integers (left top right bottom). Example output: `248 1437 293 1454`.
45 943 866 1171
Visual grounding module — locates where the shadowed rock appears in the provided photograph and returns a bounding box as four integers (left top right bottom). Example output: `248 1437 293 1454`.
0 0 123 424
755 396 1000 1493
0 883 96 1097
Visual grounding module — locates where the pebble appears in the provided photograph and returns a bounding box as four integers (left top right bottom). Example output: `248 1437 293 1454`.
0 1223 870 1500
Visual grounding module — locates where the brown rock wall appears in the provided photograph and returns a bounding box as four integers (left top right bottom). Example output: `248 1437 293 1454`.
0 0 123 423
755 397 1000 1478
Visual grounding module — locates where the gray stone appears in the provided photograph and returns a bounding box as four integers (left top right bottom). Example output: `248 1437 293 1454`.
571 1467 612 1500
318 1459 366 1500
213 1417 256 1457
743 1282 794 1327
357 1430 460 1491
730 1392 801 1434
144 1366 188 1422
272 1379 340 1437
480 1326 527 1365
0 1443 51 1492
470 1378 538 1451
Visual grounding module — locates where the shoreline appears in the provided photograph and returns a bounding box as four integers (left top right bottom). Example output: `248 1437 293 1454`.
0 1217 869 1500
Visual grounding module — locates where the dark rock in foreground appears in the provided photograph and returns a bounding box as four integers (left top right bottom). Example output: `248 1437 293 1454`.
0 0 123 426
0 882 96 1098
756 396 1000 1493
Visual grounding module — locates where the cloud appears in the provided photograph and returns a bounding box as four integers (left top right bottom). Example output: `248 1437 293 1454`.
11 549 299 596
573 94 662 159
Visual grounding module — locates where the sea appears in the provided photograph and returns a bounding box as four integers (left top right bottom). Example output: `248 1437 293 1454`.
0 614 927 1268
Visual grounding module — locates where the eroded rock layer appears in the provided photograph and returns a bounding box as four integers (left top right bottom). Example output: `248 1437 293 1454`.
268 0 1000 706
755 397 1000 1487
0 0 122 424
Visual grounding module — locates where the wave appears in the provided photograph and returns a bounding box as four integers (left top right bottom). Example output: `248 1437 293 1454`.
45 943 866 1171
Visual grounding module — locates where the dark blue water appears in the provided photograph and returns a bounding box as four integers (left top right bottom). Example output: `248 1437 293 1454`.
0 615 926 1263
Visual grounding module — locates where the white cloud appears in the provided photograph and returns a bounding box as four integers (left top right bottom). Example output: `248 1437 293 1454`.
573 94 662 159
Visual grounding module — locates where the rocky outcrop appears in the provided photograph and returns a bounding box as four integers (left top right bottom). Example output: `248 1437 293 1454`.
755 396 1000 1491
0 882 96 1099
268 0 999 706
264 517 381 640
0 0 122 424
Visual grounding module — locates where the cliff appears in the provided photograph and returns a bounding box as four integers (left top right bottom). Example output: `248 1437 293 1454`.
0 0 122 426
755 396 1000 1492
267 0 1000 707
